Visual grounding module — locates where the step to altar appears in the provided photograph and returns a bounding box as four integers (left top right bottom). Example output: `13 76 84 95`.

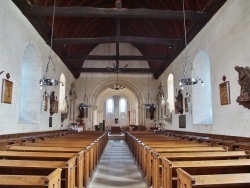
108 132 125 140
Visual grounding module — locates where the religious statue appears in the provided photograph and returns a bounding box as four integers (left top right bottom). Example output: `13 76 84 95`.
50 91 56 116
156 83 165 105
235 66 250 102
149 104 156 120
78 103 88 118
175 89 183 115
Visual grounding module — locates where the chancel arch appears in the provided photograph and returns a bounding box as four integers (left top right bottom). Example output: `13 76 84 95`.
89 79 144 130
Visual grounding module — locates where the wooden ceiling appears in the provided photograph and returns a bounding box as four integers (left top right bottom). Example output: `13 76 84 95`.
12 0 227 79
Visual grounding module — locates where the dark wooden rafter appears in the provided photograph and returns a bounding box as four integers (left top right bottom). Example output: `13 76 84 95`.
26 7 209 21
73 68 151 74
53 36 184 46
63 55 171 62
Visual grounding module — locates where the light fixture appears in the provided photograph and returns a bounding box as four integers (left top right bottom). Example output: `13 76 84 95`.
110 71 125 90
81 62 91 108
143 71 155 109
39 0 60 90
179 0 204 90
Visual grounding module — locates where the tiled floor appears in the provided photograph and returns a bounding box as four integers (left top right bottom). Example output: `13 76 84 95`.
87 140 148 188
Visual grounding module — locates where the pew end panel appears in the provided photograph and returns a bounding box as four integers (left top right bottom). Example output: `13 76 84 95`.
44 168 62 188
176 168 195 188
176 168 250 188
0 168 62 188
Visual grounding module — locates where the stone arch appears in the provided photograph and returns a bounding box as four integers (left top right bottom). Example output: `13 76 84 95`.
90 79 144 125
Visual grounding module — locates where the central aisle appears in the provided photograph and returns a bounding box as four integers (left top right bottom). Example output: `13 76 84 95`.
87 140 148 188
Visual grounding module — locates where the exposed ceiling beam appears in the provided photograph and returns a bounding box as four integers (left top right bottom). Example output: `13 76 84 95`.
54 36 183 46
26 7 209 21
63 55 170 62
73 68 151 73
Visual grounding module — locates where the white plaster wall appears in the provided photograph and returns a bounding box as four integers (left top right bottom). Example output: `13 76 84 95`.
0 1 75 135
158 0 250 137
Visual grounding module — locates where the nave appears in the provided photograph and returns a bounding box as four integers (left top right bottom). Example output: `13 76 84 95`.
87 140 148 188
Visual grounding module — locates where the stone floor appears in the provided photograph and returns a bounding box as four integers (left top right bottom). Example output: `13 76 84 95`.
87 140 148 188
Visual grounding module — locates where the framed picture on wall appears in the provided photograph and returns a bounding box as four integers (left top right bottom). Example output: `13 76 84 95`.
219 81 231 105
1 79 13 104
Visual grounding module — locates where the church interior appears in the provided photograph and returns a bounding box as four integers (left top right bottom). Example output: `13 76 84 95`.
0 0 250 187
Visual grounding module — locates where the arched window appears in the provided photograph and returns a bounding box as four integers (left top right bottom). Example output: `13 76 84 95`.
192 50 213 124
59 74 66 110
19 44 42 124
120 99 126 113
106 98 114 117
119 97 127 117
108 99 113 113
167 74 174 112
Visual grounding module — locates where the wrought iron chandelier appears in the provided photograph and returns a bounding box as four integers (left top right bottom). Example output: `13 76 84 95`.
39 0 60 90
81 63 91 108
143 71 155 109
179 0 204 90
110 71 125 90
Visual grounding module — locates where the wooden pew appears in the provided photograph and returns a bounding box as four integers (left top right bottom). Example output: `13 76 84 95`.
161 158 250 188
151 150 249 188
176 168 250 188
159 150 250 161
147 146 227 187
139 142 210 179
0 168 62 188
0 150 84 188
5 145 82 153
0 158 75 188
5 132 107 187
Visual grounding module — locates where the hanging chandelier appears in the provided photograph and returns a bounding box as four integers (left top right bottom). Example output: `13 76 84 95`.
81 63 92 108
143 72 155 109
39 0 60 90
179 0 204 90
110 71 125 90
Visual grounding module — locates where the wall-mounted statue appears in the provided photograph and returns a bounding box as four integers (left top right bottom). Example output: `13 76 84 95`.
175 89 183 115
78 103 88 118
50 91 56 116
235 66 250 102
69 82 77 100
149 104 156 120
156 83 165 105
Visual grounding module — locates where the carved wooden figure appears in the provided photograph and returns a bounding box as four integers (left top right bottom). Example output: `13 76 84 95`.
235 66 250 102
175 89 183 114
50 91 56 116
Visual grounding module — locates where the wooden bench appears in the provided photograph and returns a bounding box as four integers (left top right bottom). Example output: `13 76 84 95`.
176 168 250 188
5 145 82 153
151 150 249 188
0 158 75 188
0 168 62 188
146 146 227 187
139 142 210 179
159 150 250 161
162 158 250 188
0 151 83 188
